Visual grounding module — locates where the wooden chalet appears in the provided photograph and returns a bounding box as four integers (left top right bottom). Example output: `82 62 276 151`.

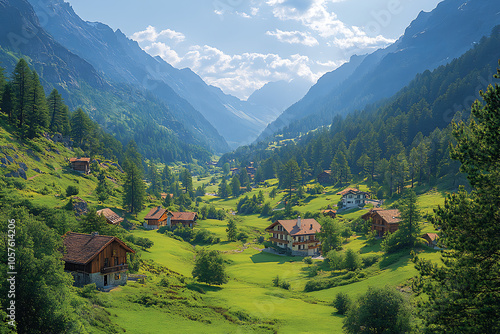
422 233 439 247
143 206 168 230
70 157 90 174
265 217 321 256
167 211 198 228
97 208 124 225
321 209 337 218
362 208 401 237
62 232 134 289
317 170 332 184
337 188 370 209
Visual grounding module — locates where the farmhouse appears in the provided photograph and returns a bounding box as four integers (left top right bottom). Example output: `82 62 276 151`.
362 208 401 237
69 157 90 174
265 217 321 256
321 209 337 218
167 211 198 228
62 232 134 289
337 188 370 209
143 206 168 230
97 208 123 225
317 170 332 184
422 232 439 247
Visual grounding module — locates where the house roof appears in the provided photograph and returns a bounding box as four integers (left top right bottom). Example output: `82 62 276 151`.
318 170 331 176
62 232 134 265
422 233 439 241
144 206 167 220
266 218 321 236
160 193 174 199
322 209 337 214
376 209 401 224
336 187 366 196
96 208 124 225
168 211 198 221
70 157 90 163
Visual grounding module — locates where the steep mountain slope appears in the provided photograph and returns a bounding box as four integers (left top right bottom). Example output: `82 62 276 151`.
258 0 500 141
0 0 228 160
28 0 285 148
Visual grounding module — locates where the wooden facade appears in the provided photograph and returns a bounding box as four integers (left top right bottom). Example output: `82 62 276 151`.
143 206 168 229
70 158 90 174
265 217 322 256
362 209 401 237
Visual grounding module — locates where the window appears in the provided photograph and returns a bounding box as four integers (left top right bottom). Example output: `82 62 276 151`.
115 274 120 280
114 257 119 266
104 258 109 267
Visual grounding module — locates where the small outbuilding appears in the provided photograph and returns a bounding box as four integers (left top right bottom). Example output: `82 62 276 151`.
97 208 124 225
70 157 91 174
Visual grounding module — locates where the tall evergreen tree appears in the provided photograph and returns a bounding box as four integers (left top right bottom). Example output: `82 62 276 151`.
122 160 146 214
12 59 32 133
1 83 14 122
180 168 193 196
148 164 162 197
226 218 238 242
25 72 48 139
230 175 241 198
124 140 143 173
413 65 500 333
280 159 301 200
70 108 91 147
161 165 173 191
218 178 230 199
47 89 69 134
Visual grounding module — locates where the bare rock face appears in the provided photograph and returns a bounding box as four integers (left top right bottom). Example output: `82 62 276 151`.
72 197 88 216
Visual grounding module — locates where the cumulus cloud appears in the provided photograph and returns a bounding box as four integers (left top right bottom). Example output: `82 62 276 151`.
266 29 319 46
131 25 185 43
267 0 394 49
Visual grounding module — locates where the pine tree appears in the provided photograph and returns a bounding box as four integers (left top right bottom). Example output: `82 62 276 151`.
12 59 32 134
226 218 238 242
161 165 173 191
280 159 301 200
180 168 193 196
413 65 500 333
96 171 112 202
123 160 146 214
0 83 14 122
218 178 230 199
148 164 162 197
25 72 49 139
230 175 241 198
70 108 91 146
124 140 143 173
47 88 67 134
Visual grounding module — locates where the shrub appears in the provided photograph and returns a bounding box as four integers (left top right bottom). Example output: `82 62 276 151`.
258 236 265 244
333 292 352 315
342 249 362 271
303 257 313 265
236 232 248 242
326 250 344 270
361 254 380 268
280 280 291 290
66 185 79 197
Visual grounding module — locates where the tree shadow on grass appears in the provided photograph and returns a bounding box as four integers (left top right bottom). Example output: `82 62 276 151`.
186 282 223 293
250 252 295 264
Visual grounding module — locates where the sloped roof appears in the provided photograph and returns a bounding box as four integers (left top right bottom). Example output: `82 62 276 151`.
69 158 90 163
144 206 167 220
336 187 367 196
322 209 337 214
266 218 321 236
62 232 134 265
376 209 401 224
318 170 332 175
422 232 439 242
168 211 198 221
97 208 124 225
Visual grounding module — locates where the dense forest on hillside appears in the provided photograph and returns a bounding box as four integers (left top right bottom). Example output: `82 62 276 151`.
221 28 500 197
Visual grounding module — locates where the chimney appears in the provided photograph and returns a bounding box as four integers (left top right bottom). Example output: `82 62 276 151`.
91 231 99 237
297 216 301 228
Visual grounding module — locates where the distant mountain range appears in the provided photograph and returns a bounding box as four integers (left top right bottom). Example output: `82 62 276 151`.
257 0 500 142
27 0 305 148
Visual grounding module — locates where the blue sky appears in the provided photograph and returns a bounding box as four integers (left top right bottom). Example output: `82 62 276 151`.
66 0 443 99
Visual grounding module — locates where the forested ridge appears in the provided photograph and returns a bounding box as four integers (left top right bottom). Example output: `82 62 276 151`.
221 27 500 197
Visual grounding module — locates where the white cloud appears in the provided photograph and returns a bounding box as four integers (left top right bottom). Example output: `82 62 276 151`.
131 25 185 43
144 42 182 65
267 0 394 49
266 29 319 46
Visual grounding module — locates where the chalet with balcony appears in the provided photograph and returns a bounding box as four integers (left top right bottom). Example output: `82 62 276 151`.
167 211 198 228
62 232 134 289
143 206 168 230
362 208 401 237
265 217 321 256
317 170 332 184
70 157 90 174
97 208 124 225
337 188 370 209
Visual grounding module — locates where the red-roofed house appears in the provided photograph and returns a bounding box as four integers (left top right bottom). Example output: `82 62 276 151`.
97 208 124 225
143 206 168 230
167 211 198 228
362 208 401 237
62 232 134 289
321 209 337 218
337 188 370 209
70 157 90 174
265 217 321 256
